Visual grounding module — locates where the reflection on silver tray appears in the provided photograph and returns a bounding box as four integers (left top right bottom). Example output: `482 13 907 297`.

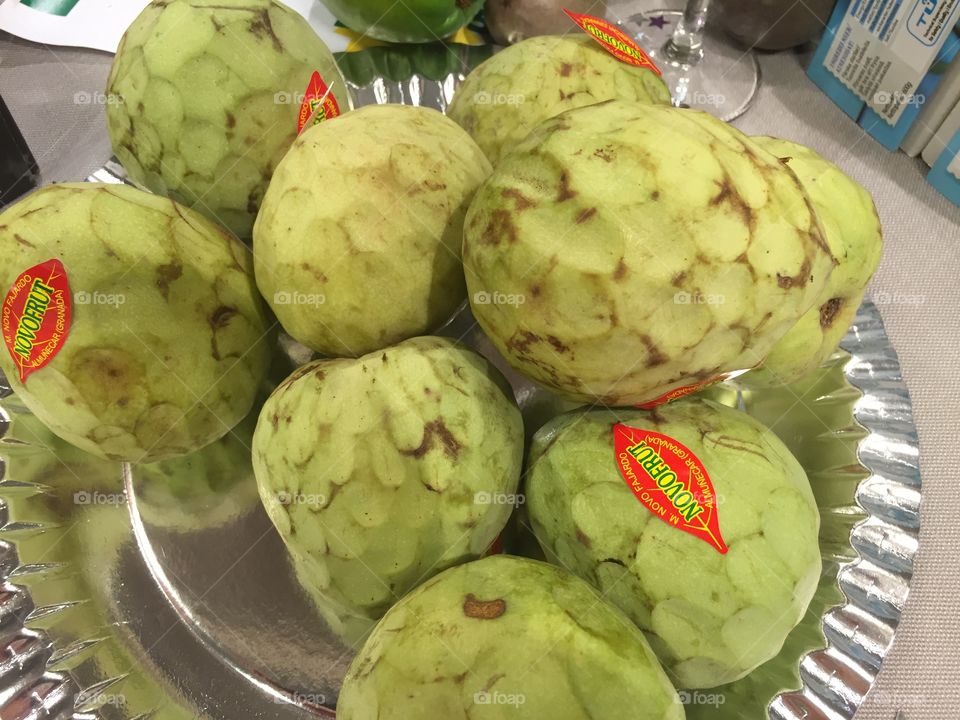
0 70 921 720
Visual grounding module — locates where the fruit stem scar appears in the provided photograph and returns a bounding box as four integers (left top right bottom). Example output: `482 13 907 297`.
463 593 507 619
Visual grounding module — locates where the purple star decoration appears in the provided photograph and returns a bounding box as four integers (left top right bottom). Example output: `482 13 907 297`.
648 15 670 29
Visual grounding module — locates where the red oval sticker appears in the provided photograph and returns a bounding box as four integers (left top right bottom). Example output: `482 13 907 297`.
1 259 72 383
297 70 342 135
564 9 661 75
613 424 728 554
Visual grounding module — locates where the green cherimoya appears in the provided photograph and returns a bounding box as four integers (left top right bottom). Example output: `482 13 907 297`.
251 337 523 641
448 35 671 163
525 398 821 688
463 101 836 406
254 104 491 357
739 137 883 386
105 0 350 239
0 183 270 463
338 555 685 720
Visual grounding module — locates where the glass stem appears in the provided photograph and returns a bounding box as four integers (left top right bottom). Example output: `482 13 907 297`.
663 0 711 64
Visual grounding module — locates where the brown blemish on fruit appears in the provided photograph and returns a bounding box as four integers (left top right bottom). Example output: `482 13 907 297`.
710 177 755 230
506 330 540 355
576 207 597 224
777 258 812 289
210 305 236 329
482 210 518 246
155 262 182 300
594 147 615 163
402 419 462 460
641 335 668 367
482 673 506 692
557 171 577 202
546 335 570 353
707 433 767 461
501 187 536 210
300 261 328 283
613 259 628 281
248 9 283 52
576 527 592 548
247 187 262 216
209 305 237 361
463 594 506 620
820 297 843 328
560 62 573 77
672 271 686 287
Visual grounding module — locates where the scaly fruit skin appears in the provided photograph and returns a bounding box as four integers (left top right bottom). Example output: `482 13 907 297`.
105 0 350 239
740 137 883 386
339 555 685 720
463 101 836 406
525 398 822 688
254 104 491 357
448 35 670 163
319 0 484 44
251 337 524 640
0 183 271 463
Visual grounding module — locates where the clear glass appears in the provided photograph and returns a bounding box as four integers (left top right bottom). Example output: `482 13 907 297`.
622 0 760 121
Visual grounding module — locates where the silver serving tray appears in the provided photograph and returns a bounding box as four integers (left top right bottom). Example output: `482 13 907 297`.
0 73 921 720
